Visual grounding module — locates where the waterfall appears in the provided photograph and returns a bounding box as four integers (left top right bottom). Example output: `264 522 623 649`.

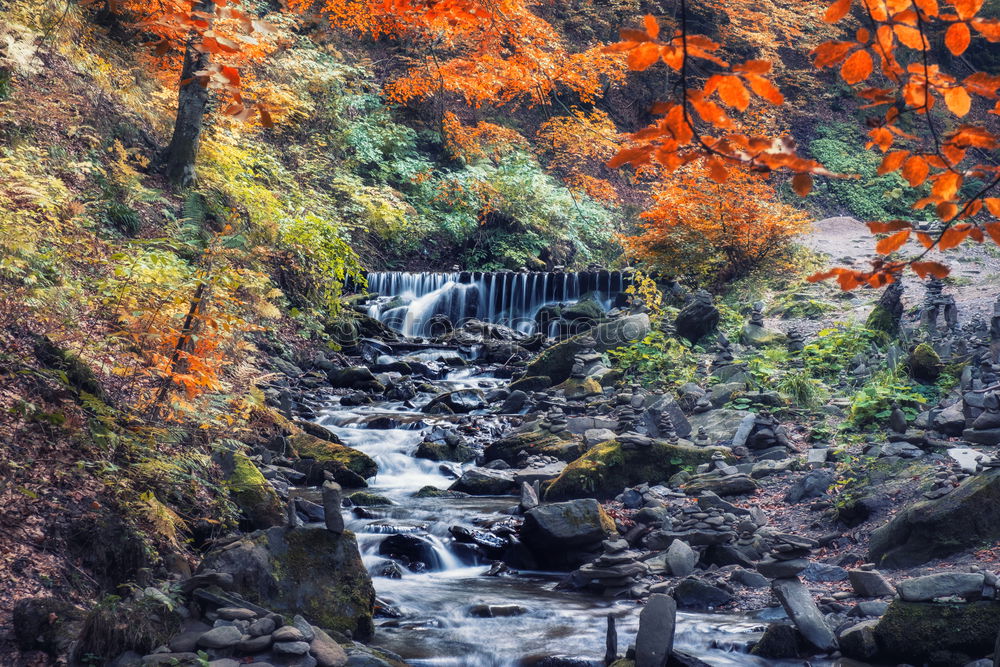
364 271 628 338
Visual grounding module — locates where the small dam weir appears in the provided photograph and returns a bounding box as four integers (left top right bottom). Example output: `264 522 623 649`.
364 270 630 337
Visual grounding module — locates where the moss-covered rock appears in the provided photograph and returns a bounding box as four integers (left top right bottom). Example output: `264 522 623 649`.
865 304 897 335
200 526 376 640
347 491 393 506
525 314 650 384
873 600 1000 664
553 376 603 399
483 428 583 465
908 343 942 381
740 323 787 347
544 439 721 501
869 468 1000 568
562 297 604 322
414 439 476 462
13 597 86 657
509 375 553 392
289 432 377 487
227 451 284 529
412 486 469 498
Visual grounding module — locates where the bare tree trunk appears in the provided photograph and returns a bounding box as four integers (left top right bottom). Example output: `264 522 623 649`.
161 0 213 187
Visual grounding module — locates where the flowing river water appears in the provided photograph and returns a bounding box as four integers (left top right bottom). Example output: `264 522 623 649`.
301 355 847 666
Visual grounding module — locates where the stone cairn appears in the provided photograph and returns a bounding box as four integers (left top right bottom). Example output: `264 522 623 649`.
570 538 650 597
748 301 765 327
757 532 818 579
922 276 958 334
786 328 805 355
658 410 679 444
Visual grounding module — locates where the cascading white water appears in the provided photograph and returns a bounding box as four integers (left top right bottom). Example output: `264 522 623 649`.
365 271 627 338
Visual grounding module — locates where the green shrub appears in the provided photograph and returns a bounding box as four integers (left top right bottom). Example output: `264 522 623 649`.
803 323 885 379
103 200 141 236
607 331 699 389
849 369 928 427
808 122 935 222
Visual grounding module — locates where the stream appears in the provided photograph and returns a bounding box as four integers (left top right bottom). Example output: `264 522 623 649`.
303 354 845 666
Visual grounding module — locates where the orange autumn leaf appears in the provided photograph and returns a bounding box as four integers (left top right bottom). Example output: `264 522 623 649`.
841 49 873 84
825 0 852 23
902 155 930 186
792 173 813 196
868 220 912 233
938 223 971 248
875 229 911 254
877 150 909 174
946 22 972 55
985 221 1000 244
985 198 1000 217
943 86 972 116
911 260 950 278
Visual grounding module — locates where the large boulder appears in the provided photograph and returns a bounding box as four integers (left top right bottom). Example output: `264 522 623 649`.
520 499 616 568
483 428 583 465
908 343 942 382
687 409 753 444
869 469 1000 568
327 366 383 392
674 291 719 343
873 600 1000 664
199 526 376 640
449 468 517 495
289 432 377 487
544 439 720 501
740 324 787 347
222 450 284 529
562 297 605 323
896 572 984 602
524 314 650 384
424 389 486 414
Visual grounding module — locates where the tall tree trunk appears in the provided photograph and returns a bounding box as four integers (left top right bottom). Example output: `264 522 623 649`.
161 0 213 187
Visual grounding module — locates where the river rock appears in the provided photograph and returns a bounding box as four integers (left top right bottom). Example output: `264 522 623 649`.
784 470 834 503
310 626 348 667
327 367 382 392
634 594 676 667
449 467 517 495
524 314 650 384
199 526 375 640
869 468 1000 568
674 290 719 343
521 499 616 568
289 432 377 487
322 481 345 534
848 569 894 597
673 577 732 610
686 409 753 445
197 625 243 649
873 600 1000 663
424 389 486 414
838 619 879 660
378 534 444 571
545 439 718 501
896 572 984 601
771 577 837 651
665 539 697 577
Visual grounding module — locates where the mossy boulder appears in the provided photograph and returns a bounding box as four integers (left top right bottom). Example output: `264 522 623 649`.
347 491 393 506
525 314 650 384
289 432 377 487
562 297 605 323
414 439 476 462
740 323 787 347
227 451 284 529
200 526 376 640
509 375 553 392
553 376 603 399
483 428 583 465
872 600 1000 664
869 468 1000 568
908 343 942 381
866 304 897 335
13 597 86 657
544 439 721 501
412 486 469 499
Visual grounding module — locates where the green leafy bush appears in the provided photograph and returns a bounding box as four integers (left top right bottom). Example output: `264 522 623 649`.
849 369 927 427
607 331 699 389
808 123 935 222
803 323 885 379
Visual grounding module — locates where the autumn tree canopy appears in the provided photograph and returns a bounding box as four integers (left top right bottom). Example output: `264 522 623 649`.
620 159 808 283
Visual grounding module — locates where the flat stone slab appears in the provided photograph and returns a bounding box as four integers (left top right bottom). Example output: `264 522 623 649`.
771 577 838 651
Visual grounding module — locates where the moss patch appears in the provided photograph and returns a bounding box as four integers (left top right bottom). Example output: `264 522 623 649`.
544 439 720 501
227 452 284 529
483 428 583 465
908 343 942 381
874 600 1000 664
289 432 377 486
